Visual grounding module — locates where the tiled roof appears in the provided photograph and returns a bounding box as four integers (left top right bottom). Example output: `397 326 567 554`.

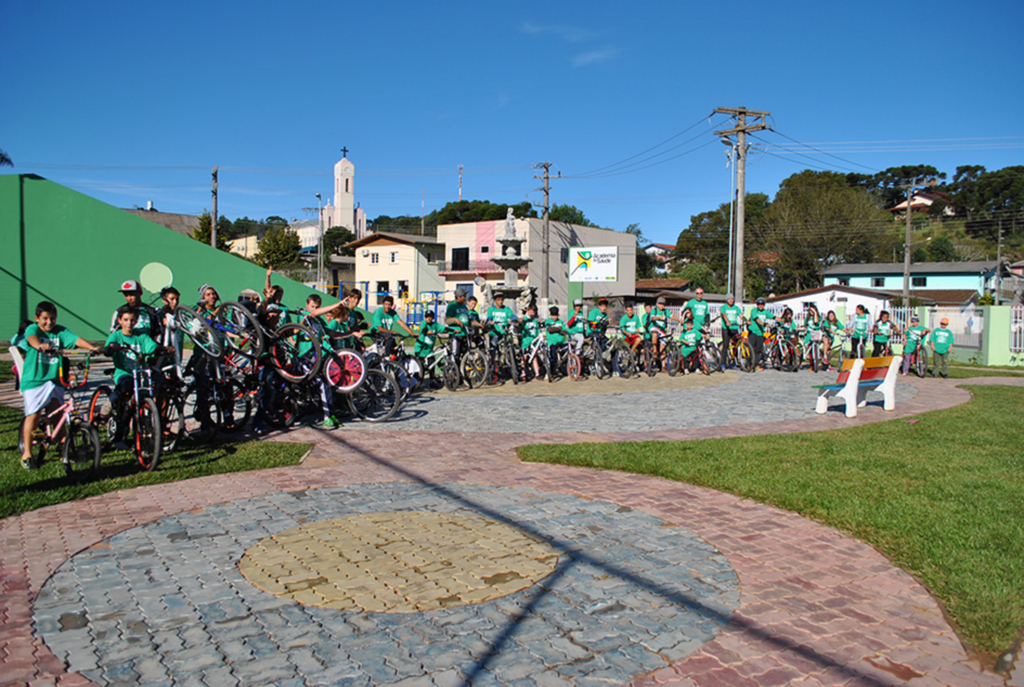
821 261 998 275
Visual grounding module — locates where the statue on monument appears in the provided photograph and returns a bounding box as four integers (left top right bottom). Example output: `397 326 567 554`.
502 207 517 240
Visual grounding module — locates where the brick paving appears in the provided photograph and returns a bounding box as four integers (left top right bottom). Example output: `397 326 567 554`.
1 372 1019 685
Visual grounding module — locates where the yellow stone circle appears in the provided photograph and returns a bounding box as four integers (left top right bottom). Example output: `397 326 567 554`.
238 511 561 613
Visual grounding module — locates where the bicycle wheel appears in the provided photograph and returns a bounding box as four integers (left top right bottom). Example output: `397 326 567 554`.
443 354 461 391
778 341 796 372
614 345 636 379
504 339 519 385
644 344 657 377
699 352 711 375
161 396 185 453
737 341 754 373
87 385 114 444
462 349 489 389
63 421 101 480
567 352 582 380
135 397 161 471
347 369 400 422
175 305 222 358
271 323 322 383
915 351 927 377
265 385 298 428
215 301 264 360
665 344 680 377
182 384 220 441
381 359 412 400
324 350 367 393
218 378 252 432
705 345 722 373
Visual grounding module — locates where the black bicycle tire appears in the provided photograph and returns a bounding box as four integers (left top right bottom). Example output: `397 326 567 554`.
182 383 221 441
916 351 927 377
136 397 161 471
216 301 265 360
505 339 519 384
462 350 488 389
443 354 461 391
271 323 323 383
175 305 222 358
347 369 400 422
161 397 185 453
62 421 101 480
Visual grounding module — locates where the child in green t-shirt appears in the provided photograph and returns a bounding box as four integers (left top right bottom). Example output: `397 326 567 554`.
679 318 702 373
19 301 101 469
99 305 163 423
543 306 567 382
929 317 955 378
413 310 444 387
872 310 899 356
901 315 929 375
520 305 542 381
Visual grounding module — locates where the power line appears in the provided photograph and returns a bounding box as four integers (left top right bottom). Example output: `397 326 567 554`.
765 127 878 173
567 138 720 179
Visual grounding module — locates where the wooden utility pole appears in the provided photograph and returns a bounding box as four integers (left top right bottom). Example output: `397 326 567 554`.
211 166 219 248
996 218 1004 305
902 182 914 305
458 165 463 202
713 107 770 303
533 162 560 301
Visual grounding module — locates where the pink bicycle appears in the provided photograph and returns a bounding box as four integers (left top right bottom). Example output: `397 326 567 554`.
19 352 102 480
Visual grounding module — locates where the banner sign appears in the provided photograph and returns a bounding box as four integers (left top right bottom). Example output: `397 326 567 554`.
568 246 618 282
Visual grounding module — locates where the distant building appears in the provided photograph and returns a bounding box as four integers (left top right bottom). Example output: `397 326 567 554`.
348 232 444 306
435 218 636 303
821 261 1003 301
123 208 199 238
888 192 954 217
228 235 260 259
642 243 677 274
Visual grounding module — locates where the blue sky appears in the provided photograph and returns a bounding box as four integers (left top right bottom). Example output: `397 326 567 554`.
3 0 1022 245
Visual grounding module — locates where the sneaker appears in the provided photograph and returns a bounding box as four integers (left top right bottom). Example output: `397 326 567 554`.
322 416 342 430
252 423 269 436
21 457 37 471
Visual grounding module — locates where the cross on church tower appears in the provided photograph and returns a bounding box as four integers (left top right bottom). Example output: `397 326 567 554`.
340 146 349 158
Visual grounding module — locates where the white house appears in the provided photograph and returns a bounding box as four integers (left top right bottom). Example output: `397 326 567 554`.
348 232 444 306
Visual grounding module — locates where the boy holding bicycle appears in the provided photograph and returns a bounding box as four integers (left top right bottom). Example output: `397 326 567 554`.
97 305 167 423
19 301 101 469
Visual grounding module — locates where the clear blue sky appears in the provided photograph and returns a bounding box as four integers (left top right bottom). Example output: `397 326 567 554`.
3 0 1022 246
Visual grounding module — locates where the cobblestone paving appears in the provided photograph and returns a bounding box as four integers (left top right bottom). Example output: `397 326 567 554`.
356 370 919 433
34 484 740 687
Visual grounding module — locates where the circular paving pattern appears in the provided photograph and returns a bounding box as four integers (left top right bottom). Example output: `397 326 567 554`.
34 483 740 686
238 512 561 612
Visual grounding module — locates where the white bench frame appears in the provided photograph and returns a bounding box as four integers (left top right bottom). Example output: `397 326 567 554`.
815 356 902 418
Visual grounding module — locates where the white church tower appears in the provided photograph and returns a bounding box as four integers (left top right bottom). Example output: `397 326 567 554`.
322 148 367 238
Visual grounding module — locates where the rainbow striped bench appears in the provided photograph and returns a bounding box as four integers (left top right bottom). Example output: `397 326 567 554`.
814 356 902 418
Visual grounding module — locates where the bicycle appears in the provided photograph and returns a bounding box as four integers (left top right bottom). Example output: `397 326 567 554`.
608 330 639 379
522 336 550 382
905 344 929 377
721 328 753 372
88 348 162 471
19 352 102 480
804 329 827 373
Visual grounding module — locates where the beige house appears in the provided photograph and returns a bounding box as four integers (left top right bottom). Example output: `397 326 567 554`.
228 234 260 260
348 232 444 306
435 217 636 305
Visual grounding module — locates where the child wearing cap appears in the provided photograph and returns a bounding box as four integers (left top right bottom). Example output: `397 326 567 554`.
520 304 542 381
747 298 774 371
543 306 566 382
414 310 444 387
902 316 929 375
566 299 587 353
110 279 162 345
588 298 611 360
929 317 954 378
648 298 671 367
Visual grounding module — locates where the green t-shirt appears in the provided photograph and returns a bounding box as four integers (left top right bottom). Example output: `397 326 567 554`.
930 327 955 355
372 307 401 334
20 324 81 391
520 317 540 350
683 298 710 328
648 307 670 335
587 309 609 335
414 322 444 357
104 330 159 385
721 304 743 330
486 306 516 334
445 301 469 337
543 318 566 346
679 327 702 356
874 319 895 343
851 313 871 337
566 310 587 335
640 311 653 340
748 308 775 336
822 318 839 335
325 317 352 350
619 313 642 335
904 325 927 352
467 309 481 325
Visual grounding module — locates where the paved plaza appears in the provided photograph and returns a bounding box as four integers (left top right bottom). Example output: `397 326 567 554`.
2 369 1022 686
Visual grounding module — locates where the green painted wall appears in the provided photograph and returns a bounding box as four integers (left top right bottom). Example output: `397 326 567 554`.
1 175 334 341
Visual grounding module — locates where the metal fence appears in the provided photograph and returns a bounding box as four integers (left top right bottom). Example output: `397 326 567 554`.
1012 306 1024 353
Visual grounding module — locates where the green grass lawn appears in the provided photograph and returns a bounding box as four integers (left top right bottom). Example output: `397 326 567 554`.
946 367 1024 379
520 385 1024 657
0 404 309 520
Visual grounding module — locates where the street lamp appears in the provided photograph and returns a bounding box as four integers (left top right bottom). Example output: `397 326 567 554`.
316 193 323 290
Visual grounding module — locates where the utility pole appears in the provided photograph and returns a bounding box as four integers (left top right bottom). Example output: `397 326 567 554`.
533 162 560 301
458 165 463 202
713 107 770 303
316 193 323 288
421 188 425 235
902 182 915 305
210 166 219 249
996 218 1004 305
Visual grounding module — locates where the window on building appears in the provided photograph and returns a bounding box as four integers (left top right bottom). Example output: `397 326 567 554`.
481 245 490 254
398 280 409 298
452 247 470 271
560 247 569 264
871 278 885 288
390 251 398 264
370 252 379 264
912 277 927 287
375 281 389 304
838 278 850 286
426 252 435 263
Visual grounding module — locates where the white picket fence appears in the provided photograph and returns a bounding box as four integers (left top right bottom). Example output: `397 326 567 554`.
1011 305 1024 353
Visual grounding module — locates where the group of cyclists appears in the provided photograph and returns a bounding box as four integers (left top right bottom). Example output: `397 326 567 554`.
11 271 959 473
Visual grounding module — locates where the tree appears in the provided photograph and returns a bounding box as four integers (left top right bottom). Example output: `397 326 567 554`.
750 170 896 294
623 224 658 279
927 235 958 262
323 226 356 256
846 165 946 209
434 200 536 225
671 264 718 292
549 204 595 226
675 193 769 286
254 225 301 268
191 212 230 251
0 149 11 167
